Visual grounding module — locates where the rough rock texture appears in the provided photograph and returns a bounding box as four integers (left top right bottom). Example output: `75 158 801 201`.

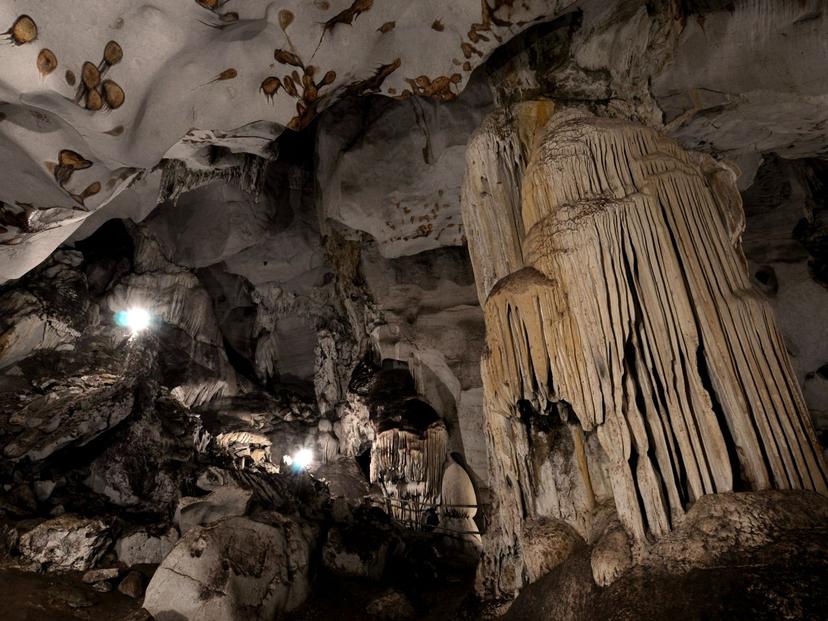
317 76 492 258
505 491 828 621
589 518 632 587
117 570 146 599
642 490 828 572
143 515 314 621
82 394 198 512
175 485 253 534
649 2 828 161
365 590 417 621
488 1 828 171
322 524 388 580
82 567 120 584
115 528 178 567
0 248 87 367
522 517 581 585
18 515 110 571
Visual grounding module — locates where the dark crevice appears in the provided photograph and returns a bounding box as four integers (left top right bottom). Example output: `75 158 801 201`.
650 368 689 506
506 304 525 399
676 346 716 493
484 10 583 79
655 195 767 497
621 236 671 530
518 399 557 437
695 344 746 491
521 320 539 395
355 447 372 480
220 333 260 387
625 437 650 536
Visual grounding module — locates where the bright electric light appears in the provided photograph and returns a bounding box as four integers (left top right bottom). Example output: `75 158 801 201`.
287 448 313 471
115 307 151 334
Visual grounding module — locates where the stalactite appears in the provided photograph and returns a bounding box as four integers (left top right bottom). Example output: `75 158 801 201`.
157 154 269 205
369 423 448 525
461 104 828 599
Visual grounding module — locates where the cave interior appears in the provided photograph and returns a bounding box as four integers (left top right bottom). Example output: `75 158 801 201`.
0 1 827 620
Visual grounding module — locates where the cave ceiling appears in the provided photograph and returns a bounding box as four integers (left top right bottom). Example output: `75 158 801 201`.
0 0 579 281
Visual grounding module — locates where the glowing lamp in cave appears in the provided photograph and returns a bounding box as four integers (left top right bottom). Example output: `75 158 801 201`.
115 307 152 335
285 448 314 472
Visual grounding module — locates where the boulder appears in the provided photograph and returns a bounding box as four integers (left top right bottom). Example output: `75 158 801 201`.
590 519 633 587
82 567 120 583
33 480 57 502
505 491 828 621
92 581 114 593
143 516 313 621
115 528 179 566
18 515 110 571
366 590 417 620
644 490 828 572
118 570 147 599
175 485 253 534
523 518 582 584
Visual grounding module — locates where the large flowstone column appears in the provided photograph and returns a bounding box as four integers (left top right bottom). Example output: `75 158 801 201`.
461 105 828 599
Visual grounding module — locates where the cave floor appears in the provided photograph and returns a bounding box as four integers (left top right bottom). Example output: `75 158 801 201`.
291 569 481 621
2 524 825 621
0 568 146 621
0 565 480 621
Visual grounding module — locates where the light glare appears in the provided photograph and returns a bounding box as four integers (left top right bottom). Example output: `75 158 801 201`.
285 448 313 471
115 307 151 334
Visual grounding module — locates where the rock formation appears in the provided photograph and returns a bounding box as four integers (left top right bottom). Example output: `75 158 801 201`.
462 103 828 598
0 1 827 620
143 515 314 621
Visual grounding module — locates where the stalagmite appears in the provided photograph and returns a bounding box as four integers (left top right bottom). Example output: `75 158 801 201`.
439 455 482 547
461 105 828 599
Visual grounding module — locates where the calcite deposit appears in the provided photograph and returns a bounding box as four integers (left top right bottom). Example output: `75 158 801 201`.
464 104 828 598
1 1 827 620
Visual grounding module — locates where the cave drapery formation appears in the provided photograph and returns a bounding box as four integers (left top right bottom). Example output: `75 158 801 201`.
1 1 828 620
462 104 828 598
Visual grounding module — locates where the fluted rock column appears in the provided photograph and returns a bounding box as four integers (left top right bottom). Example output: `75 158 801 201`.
461 105 828 599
